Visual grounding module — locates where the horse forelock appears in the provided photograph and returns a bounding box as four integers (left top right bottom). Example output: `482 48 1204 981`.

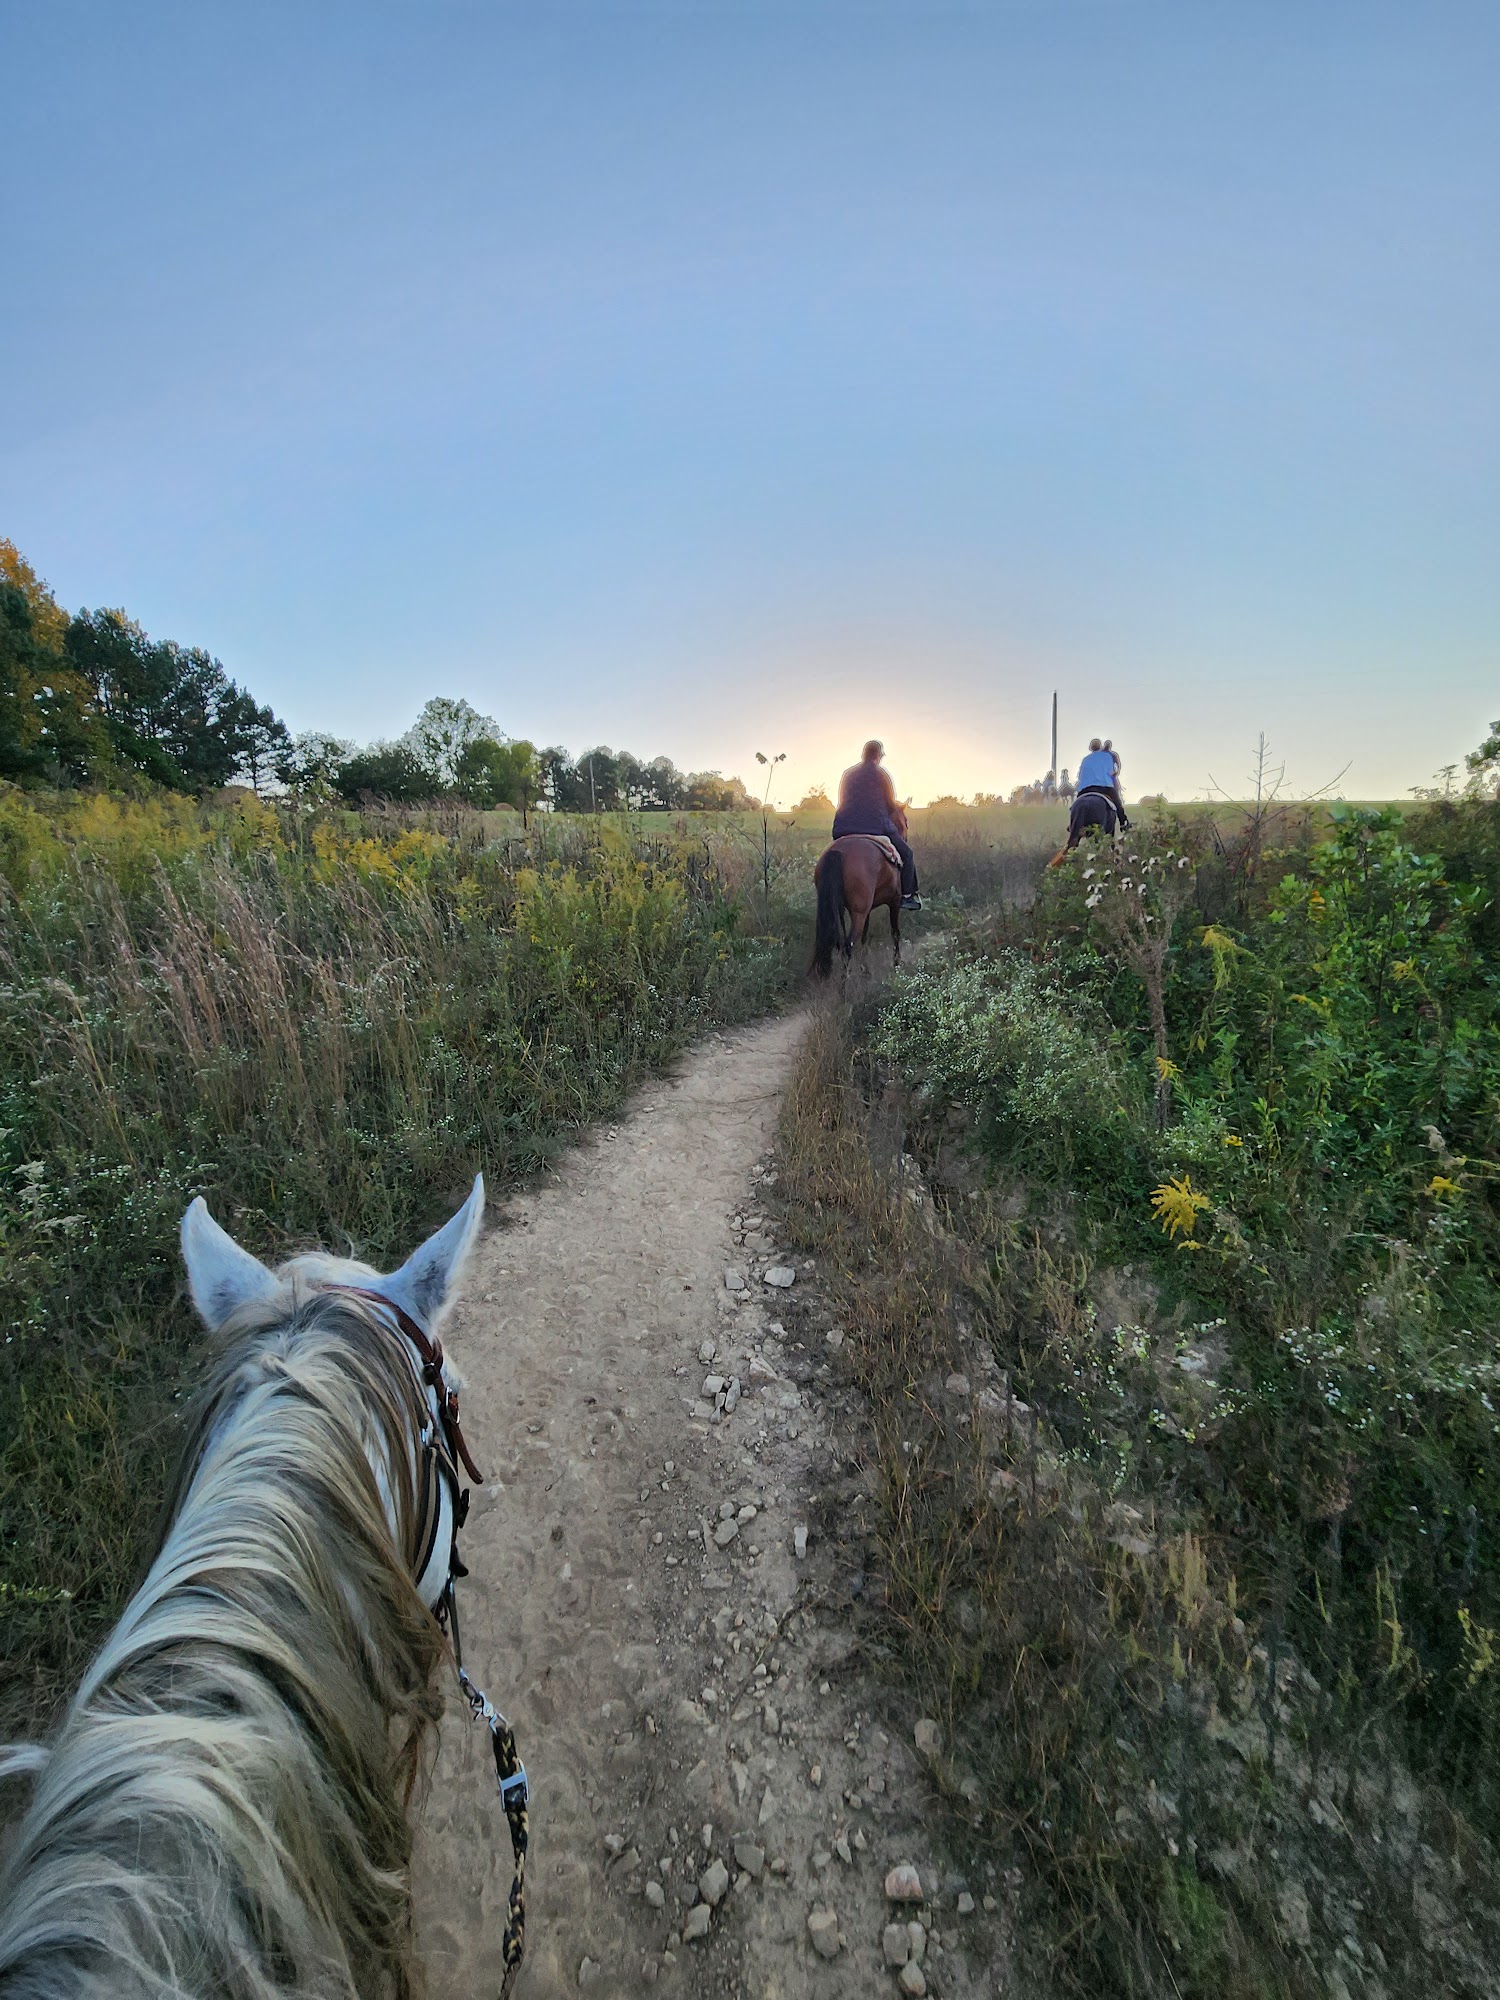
0 1289 447 2000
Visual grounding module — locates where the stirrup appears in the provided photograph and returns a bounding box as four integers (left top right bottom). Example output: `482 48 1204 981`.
901 894 922 911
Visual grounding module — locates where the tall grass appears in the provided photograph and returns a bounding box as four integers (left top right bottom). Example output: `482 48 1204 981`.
0 790 797 1721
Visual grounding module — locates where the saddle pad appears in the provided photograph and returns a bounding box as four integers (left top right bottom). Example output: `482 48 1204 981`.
836 833 901 868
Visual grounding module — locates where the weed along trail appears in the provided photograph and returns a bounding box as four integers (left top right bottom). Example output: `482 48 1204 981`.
411 1008 1000 2000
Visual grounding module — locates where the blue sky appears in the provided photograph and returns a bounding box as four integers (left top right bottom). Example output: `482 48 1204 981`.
4 2 1497 803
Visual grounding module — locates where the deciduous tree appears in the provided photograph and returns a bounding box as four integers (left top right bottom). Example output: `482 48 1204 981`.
454 736 540 820
403 696 500 789
334 740 433 803
275 731 354 794
0 579 107 786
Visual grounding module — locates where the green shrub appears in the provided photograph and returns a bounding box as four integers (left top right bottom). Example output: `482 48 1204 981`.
875 952 1141 1183
871 784 1500 1849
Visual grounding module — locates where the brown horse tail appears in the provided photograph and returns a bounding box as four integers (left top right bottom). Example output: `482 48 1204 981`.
811 847 846 978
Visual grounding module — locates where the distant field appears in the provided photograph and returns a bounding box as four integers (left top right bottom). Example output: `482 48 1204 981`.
480 797 1420 896
473 797 1414 845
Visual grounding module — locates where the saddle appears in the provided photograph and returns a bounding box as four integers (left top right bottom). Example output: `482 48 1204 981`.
835 833 902 869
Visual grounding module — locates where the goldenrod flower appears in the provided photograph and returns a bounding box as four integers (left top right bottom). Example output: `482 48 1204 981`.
1150 1174 1211 1239
1459 1606 1496 1687
1425 1175 1463 1202
1198 924 1241 953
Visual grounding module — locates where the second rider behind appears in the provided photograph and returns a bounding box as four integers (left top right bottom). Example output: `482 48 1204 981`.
1075 737 1131 831
832 740 921 909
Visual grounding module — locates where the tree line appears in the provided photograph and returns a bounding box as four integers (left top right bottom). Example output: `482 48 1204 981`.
0 541 758 813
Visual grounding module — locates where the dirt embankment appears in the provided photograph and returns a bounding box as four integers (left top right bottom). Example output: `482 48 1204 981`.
412 1012 1005 1999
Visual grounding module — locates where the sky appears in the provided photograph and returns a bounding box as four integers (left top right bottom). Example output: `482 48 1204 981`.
3 1 1497 805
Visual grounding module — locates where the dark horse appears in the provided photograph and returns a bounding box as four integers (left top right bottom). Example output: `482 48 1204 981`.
1049 788 1120 866
811 811 905 978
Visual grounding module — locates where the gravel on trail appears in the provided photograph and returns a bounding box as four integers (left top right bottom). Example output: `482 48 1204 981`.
409 1013 1011 1998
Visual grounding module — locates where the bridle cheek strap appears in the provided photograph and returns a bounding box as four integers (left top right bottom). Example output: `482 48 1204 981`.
332 1286 486 1483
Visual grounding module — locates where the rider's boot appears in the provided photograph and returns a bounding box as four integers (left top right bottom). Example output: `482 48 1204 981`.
893 835 922 910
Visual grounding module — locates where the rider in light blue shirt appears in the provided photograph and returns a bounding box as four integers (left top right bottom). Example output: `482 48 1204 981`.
1075 738 1131 829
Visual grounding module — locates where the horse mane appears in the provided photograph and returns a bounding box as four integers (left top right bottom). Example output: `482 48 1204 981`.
0 1289 447 2000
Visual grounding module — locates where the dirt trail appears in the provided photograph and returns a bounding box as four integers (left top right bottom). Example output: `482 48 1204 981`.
412 1011 1002 2000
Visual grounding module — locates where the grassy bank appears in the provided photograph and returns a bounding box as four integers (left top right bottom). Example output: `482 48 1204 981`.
772 775 1500 1996
776 1000 1500 1998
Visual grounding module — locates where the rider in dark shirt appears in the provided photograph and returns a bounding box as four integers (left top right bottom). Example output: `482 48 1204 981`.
832 740 921 909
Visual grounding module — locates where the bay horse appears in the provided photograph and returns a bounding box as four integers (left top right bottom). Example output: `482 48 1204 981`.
811 810 905 979
0 1178 528 2000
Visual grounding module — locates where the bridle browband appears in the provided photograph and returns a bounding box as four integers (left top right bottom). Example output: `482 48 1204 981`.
320 1283 529 1998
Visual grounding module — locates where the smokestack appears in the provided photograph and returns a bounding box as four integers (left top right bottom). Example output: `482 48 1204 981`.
1051 690 1057 780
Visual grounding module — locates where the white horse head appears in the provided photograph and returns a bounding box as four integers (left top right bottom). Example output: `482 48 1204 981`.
0 1178 493 2000
182 1175 486 1614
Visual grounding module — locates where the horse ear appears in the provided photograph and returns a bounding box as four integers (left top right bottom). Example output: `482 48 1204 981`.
384 1175 485 1330
181 1197 281 1329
